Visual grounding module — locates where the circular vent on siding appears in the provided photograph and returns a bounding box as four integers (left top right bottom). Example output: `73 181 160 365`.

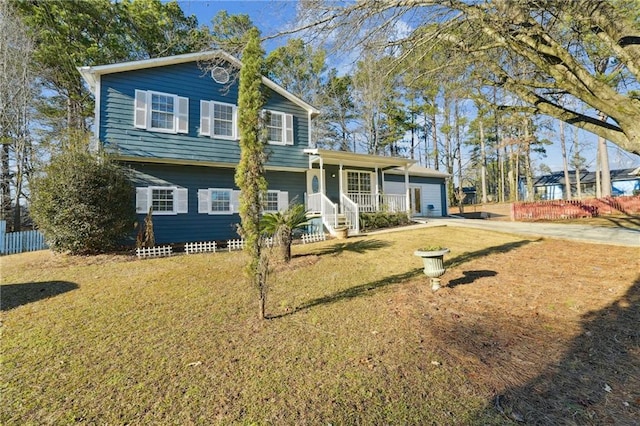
211 66 230 84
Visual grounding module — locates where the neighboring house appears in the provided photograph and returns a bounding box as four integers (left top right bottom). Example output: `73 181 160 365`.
79 50 449 244
531 168 640 200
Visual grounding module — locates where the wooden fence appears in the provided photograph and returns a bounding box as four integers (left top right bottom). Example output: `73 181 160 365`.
511 195 640 221
0 221 48 255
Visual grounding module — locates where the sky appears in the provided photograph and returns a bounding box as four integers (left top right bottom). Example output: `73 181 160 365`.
175 0 640 173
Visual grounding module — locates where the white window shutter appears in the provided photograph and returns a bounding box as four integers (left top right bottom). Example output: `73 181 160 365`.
277 191 289 211
284 114 294 145
200 101 210 136
134 90 147 129
175 188 188 213
198 189 210 214
233 106 239 139
231 190 241 213
135 187 149 213
177 96 189 134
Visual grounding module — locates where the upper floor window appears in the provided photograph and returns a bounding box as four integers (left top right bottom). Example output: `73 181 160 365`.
263 110 294 146
200 101 238 140
136 186 188 215
134 90 189 134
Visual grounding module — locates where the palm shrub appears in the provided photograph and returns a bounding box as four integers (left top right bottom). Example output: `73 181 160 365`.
30 149 135 254
261 203 309 262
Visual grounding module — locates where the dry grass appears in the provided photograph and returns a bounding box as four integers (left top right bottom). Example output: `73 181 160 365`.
1 227 638 425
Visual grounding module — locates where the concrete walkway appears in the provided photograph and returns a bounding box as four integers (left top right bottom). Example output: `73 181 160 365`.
366 218 640 248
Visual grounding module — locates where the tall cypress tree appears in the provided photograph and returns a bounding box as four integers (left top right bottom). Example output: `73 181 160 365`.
235 27 268 319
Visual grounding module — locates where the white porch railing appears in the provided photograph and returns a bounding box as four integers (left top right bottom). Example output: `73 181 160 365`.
380 194 406 213
347 193 407 213
306 192 322 214
340 193 360 235
308 191 406 237
347 192 376 212
307 192 341 235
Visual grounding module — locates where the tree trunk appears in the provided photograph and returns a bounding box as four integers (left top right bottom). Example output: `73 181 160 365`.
499 144 506 203
597 112 611 197
0 142 11 229
559 120 571 200
431 109 438 170
574 126 582 199
523 120 534 202
479 120 488 204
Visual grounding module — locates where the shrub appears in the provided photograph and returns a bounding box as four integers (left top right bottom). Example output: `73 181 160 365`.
360 211 410 231
30 150 135 254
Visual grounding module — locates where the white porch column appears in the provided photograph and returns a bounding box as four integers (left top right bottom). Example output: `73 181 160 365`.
405 164 410 214
319 157 324 195
339 163 344 205
375 166 379 210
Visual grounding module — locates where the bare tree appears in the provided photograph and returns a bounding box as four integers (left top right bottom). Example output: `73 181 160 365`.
293 1 640 156
0 0 35 231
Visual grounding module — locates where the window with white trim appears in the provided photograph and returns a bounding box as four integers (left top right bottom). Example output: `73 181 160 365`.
200 101 238 139
211 189 231 212
347 171 372 194
135 186 188 215
198 188 240 215
134 90 189 134
263 190 289 213
263 110 294 145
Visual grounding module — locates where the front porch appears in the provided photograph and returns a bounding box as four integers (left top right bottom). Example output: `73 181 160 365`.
303 149 416 236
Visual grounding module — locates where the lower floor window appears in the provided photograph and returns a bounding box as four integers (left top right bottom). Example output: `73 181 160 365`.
198 188 289 214
211 190 231 213
265 191 279 212
152 188 174 212
136 186 188 215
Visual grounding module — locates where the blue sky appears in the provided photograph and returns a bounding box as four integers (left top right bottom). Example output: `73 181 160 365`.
177 0 298 48
175 0 639 172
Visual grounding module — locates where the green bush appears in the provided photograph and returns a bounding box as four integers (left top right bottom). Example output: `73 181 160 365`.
30 150 135 254
360 211 410 231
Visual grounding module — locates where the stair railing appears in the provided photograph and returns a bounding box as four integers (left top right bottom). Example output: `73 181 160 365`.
340 193 360 235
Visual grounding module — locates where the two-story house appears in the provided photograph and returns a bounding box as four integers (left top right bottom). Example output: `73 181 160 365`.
79 50 448 244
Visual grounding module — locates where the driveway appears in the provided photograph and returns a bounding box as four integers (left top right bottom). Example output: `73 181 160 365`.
418 217 640 247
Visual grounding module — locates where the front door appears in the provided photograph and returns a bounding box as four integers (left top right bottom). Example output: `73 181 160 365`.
306 168 323 195
411 186 422 215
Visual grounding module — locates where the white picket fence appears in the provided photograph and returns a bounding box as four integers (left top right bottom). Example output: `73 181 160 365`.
185 241 217 254
301 232 326 244
227 238 245 251
0 221 48 255
136 245 173 259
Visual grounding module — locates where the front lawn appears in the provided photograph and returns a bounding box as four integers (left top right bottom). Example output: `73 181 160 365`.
1 227 638 424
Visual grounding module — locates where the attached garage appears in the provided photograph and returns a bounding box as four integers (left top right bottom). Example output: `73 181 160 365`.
383 165 450 217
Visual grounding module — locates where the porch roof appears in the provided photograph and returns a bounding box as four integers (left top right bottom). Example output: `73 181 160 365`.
304 148 415 170
385 164 451 178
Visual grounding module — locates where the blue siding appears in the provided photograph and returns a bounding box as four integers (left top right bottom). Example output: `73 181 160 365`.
384 174 448 216
100 61 310 169
128 162 306 244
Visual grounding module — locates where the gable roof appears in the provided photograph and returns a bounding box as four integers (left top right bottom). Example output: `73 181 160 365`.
533 168 639 186
77 50 320 117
